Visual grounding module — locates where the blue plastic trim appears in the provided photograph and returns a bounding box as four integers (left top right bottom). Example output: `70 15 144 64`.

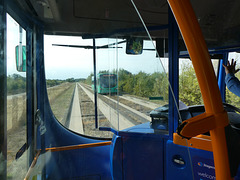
218 53 228 102
166 140 214 180
110 135 123 180
99 127 118 135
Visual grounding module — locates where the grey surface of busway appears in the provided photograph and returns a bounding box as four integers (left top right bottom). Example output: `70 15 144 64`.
120 95 159 109
83 84 159 110
103 94 152 122
78 83 135 130
68 84 84 134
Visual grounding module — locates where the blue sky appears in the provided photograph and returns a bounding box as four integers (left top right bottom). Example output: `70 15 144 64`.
44 35 168 79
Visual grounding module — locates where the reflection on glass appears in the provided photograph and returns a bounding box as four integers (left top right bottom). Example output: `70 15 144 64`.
126 37 143 55
7 14 27 179
45 35 170 137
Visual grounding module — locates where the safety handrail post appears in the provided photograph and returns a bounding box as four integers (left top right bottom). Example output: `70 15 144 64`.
167 0 232 179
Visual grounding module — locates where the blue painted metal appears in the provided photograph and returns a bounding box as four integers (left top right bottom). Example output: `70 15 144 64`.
33 65 112 179
99 127 118 135
121 122 165 136
179 45 240 58
111 122 240 179
235 166 240 180
218 53 228 102
7 0 34 30
110 135 122 180
111 131 164 180
47 146 111 179
166 140 214 180
168 7 179 140
26 28 34 166
93 38 98 129
35 25 48 179
7 1 240 180
40 95 112 178
110 122 171 180
0 0 7 179
122 134 163 179
7 0 42 171
33 31 112 178
110 7 181 180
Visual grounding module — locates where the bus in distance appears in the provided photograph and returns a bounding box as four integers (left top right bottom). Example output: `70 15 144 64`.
92 73 118 94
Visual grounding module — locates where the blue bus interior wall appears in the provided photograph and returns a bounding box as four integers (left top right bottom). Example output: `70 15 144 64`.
42 107 112 179
9 1 240 179
110 123 240 180
32 19 240 180
111 132 164 180
38 70 240 180
166 140 214 180
36 69 111 179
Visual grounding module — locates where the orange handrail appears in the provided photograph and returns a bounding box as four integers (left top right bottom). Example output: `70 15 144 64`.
24 150 41 180
24 141 112 180
167 0 232 179
45 141 112 152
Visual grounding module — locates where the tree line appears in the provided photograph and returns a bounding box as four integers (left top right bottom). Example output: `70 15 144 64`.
85 65 206 106
46 78 84 88
86 69 169 103
7 74 85 95
179 62 240 107
8 63 240 108
7 74 26 95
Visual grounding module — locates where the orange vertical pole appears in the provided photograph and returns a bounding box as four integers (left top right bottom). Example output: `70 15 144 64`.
167 0 232 179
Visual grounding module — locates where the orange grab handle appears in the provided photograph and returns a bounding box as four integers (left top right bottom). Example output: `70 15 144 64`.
24 142 112 179
24 150 41 180
167 0 232 179
45 141 112 152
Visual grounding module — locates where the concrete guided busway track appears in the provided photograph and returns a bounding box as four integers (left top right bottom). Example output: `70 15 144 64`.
78 83 135 130
68 84 84 134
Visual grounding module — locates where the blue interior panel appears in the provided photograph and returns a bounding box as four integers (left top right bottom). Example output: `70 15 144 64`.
166 140 214 180
47 146 111 179
111 131 164 180
110 135 123 180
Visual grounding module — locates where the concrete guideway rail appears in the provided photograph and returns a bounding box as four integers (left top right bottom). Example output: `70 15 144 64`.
120 95 159 109
78 83 134 130
103 95 152 122
83 84 152 121
83 83 159 110
69 84 84 134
